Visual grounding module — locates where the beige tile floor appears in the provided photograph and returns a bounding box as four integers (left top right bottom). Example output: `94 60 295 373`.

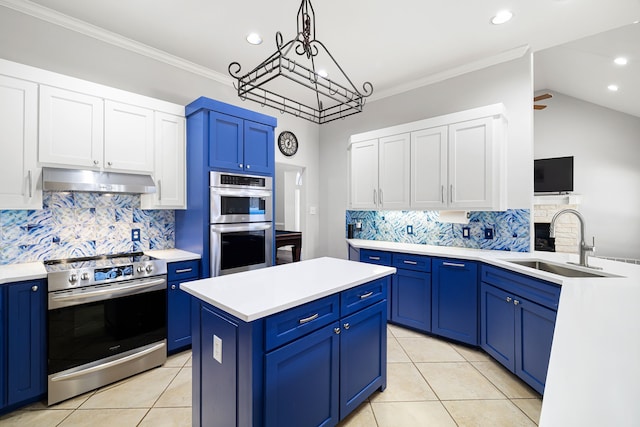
0 324 542 426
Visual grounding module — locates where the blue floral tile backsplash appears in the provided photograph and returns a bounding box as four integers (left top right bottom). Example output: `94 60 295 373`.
346 209 530 252
0 192 175 265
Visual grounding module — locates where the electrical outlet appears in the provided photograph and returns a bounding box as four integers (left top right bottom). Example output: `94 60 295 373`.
355 221 362 230
407 225 413 235
462 227 470 239
131 228 141 242
484 228 494 239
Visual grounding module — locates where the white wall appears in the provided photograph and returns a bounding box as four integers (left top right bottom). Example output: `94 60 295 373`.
534 91 640 260
0 5 322 259
319 55 534 259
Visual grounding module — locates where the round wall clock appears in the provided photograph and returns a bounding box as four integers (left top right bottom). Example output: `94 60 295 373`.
278 131 298 157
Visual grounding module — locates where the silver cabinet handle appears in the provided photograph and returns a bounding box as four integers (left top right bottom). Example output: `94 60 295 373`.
359 291 374 299
379 188 383 205
514 300 520 306
27 170 32 198
369 256 381 261
158 180 162 201
334 327 341 335
443 261 465 268
343 323 350 330
506 296 512 303
171 284 176 290
441 185 445 203
32 285 38 292
373 188 377 205
93 160 99 165
299 313 319 324
107 161 113 166
175 268 193 274
403 260 418 265
450 184 453 203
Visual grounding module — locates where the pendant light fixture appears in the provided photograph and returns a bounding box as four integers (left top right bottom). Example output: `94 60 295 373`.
228 0 373 124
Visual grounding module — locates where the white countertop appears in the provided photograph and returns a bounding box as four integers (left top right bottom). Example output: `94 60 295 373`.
144 248 201 262
347 239 640 427
181 257 396 322
0 262 47 285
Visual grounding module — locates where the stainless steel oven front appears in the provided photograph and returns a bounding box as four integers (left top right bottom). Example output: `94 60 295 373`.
210 171 272 224
210 222 273 276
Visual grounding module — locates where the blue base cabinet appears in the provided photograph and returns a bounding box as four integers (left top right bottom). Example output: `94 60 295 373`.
1 279 46 414
167 260 200 353
432 259 479 345
480 265 560 394
390 253 431 332
192 278 388 427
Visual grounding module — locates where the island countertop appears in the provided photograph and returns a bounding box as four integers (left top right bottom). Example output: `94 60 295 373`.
180 257 396 322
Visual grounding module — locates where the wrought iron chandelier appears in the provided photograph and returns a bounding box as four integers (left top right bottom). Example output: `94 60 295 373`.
228 0 373 125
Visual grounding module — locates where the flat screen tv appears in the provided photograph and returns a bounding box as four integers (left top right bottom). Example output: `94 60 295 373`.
534 156 574 194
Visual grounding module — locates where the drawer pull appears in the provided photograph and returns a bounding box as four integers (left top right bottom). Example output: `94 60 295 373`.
368 256 381 261
403 260 418 265
442 261 465 268
298 313 319 324
359 291 374 299
506 296 512 303
514 300 520 306
175 268 193 274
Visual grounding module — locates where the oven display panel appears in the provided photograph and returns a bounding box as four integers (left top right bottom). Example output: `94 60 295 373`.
94 265 133 281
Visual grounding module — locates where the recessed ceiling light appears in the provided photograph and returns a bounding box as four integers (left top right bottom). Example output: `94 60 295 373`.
614 57 628 66
608 84 619 92
317 69 328 78
246 33 263 45
491 10 513 25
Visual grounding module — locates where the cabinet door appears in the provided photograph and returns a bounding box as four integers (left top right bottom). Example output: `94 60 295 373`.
141 112 186 209
480 283 516 371
340 300 386 419
243 120 274 175
391 269 431 332
0 75 41 209
167 281 193 352
7 280 45 406
209 111 244 171
39 85 103 169
516 298 556 394
349 139 379 209
432 259 478 345
410 126 447 209
104 101 154 172
448 117 494 209
265 322 340 427
378 134 410 209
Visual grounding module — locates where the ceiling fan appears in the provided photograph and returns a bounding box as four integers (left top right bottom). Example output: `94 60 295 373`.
534 93 552 110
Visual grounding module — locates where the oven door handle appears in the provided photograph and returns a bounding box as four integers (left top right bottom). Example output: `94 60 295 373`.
49 341 166 383
50 278 166 303
211 188 272 198
210 223 273 233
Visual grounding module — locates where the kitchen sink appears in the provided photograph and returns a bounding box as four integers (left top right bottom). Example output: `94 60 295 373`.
503 259 612 278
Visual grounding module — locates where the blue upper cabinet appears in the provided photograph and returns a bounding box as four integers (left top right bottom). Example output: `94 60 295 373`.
208 112 244 172
243 120 274 175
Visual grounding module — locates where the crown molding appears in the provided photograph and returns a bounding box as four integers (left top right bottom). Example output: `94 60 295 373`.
0 0 234 86
370 45 531 103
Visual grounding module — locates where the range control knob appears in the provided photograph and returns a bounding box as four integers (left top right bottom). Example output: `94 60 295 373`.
145 265 153 273
136 266 145 273
68 273 78 283
81 272 90 280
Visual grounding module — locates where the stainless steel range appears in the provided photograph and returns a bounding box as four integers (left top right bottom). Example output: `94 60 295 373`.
45 252 168 405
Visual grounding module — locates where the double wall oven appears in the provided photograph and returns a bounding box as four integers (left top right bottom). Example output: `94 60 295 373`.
209 171 273 276
45 253 167 405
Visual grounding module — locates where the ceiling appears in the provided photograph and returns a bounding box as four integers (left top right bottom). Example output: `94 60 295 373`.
5 0 640 116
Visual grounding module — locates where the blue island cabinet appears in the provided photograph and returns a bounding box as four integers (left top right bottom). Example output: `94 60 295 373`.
192 278 388 427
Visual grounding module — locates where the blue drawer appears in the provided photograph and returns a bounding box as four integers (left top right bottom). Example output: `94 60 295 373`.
265 295 340 351
168 260 200 282
360 249 392 266
392 253 431 272
341 278 387 317
481 265 561 310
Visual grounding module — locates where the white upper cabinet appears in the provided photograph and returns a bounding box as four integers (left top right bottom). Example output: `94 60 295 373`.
350 104 507 211
0 75 41 209
411 126 448 209
104 101 154 172
39 85 104 169
141 112 186 209
349 134 410 210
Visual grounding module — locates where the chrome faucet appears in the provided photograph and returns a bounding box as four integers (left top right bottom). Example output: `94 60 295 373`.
549 209 601 269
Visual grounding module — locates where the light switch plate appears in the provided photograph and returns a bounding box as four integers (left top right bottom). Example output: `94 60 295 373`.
462 227 470 238
407 225 413 235
131 229 140 242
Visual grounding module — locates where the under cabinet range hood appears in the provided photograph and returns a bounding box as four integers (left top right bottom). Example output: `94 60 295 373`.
42 167 156 194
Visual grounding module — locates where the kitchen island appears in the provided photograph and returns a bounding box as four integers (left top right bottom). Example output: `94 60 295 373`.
181 257 396 427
